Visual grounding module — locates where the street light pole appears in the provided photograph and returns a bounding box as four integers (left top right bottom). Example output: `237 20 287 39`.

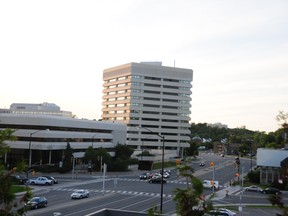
27 129 49 178
28 130 42 167
137 126 165 213
92 134 97 148
160 136 165 213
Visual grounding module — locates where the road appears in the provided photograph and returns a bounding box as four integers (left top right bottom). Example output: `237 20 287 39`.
23 153 286 216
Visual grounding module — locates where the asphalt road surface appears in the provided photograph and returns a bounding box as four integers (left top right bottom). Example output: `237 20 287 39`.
23 153 286 216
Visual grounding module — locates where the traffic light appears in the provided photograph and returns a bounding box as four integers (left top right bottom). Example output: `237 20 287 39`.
235 157 240 165
235 172 239 177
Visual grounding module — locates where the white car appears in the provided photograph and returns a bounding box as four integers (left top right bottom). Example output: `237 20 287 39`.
244 185 263 192
29 177 53 185
70 189 90 199
162 172 170 178
217 208 237 216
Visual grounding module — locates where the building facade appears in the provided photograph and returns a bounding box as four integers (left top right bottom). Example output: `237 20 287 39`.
102 62 193 158
0 103 126 167
257 148 288 185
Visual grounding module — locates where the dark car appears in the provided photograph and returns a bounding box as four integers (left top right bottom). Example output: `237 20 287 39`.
43 176 58 184
199 161 205 166
139 172 150 180
25 197 48 209
261 187 281 195
148 177 167 184
10 175 28 185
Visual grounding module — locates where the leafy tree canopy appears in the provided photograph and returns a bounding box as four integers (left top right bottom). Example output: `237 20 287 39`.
0 129 32 216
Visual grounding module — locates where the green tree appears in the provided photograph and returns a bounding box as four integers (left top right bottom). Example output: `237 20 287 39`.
276 110 288 147
83 146 97 165
185 141 198 157
173 164 212 216
0 129 32 216
268 194 288 216
95 147 112 171
114 144 133 160
147 205 161 216
60 142 73 173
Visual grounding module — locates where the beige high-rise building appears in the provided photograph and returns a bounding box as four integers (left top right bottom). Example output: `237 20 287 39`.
102 62 193 158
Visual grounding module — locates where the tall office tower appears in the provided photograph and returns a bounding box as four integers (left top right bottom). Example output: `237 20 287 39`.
102 62 193 158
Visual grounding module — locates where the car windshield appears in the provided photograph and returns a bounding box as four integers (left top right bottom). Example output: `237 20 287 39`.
30 197 40 202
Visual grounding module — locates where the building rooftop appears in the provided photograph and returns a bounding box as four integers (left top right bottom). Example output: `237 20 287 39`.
257 148 288 168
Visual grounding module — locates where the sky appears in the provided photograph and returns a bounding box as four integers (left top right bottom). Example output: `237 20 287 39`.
1 0 287 133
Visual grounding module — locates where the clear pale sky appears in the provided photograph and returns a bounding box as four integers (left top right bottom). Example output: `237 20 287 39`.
1 1 287 133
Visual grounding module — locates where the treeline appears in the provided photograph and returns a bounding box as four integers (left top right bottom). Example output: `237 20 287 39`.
189 123 286 150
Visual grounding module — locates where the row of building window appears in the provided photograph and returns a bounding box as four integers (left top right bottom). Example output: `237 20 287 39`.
131 82 190 90
103 114 189 122
104 103 190 111
106 89 190 97
105 95 190 103
127 138 186 143
107 75 191 85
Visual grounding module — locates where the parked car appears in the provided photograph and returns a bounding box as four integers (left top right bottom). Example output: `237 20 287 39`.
244 185 262 192
217 208 237 216
205 208 237 216
10 175 28 185
261 187 281 195
25 197 48 209
43 176 58 184
139 172 150 180
148 177 167 184
70 189 90 199
29 177 53 185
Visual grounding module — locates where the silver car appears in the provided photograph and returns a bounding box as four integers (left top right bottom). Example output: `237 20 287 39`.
70 189 90 199
244 185 262 192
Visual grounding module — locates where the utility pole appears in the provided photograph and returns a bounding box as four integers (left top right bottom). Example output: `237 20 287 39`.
239 166 244 212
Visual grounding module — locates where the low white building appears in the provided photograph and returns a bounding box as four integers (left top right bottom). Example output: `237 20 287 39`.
0 103 127 167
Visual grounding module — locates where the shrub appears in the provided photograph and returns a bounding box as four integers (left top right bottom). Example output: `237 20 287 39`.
247 170 260 183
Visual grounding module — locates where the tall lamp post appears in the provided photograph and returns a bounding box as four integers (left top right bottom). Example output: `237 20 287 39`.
138 126 165 213
92 134 97 148
27 129 49 177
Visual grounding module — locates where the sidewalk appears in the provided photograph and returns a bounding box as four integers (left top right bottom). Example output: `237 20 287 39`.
210 185 241 200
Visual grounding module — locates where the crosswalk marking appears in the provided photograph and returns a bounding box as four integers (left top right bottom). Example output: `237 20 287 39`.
51 187 173 198
118 178 192 185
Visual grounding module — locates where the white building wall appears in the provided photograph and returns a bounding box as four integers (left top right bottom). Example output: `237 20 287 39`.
0 113 127 164
102 62 193 158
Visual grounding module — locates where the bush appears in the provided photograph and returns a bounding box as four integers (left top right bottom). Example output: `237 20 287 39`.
137 151 155 156
247 170 260 183
30 164 59 173
58 164 72 173
127 158 139 165
108 159 129 172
